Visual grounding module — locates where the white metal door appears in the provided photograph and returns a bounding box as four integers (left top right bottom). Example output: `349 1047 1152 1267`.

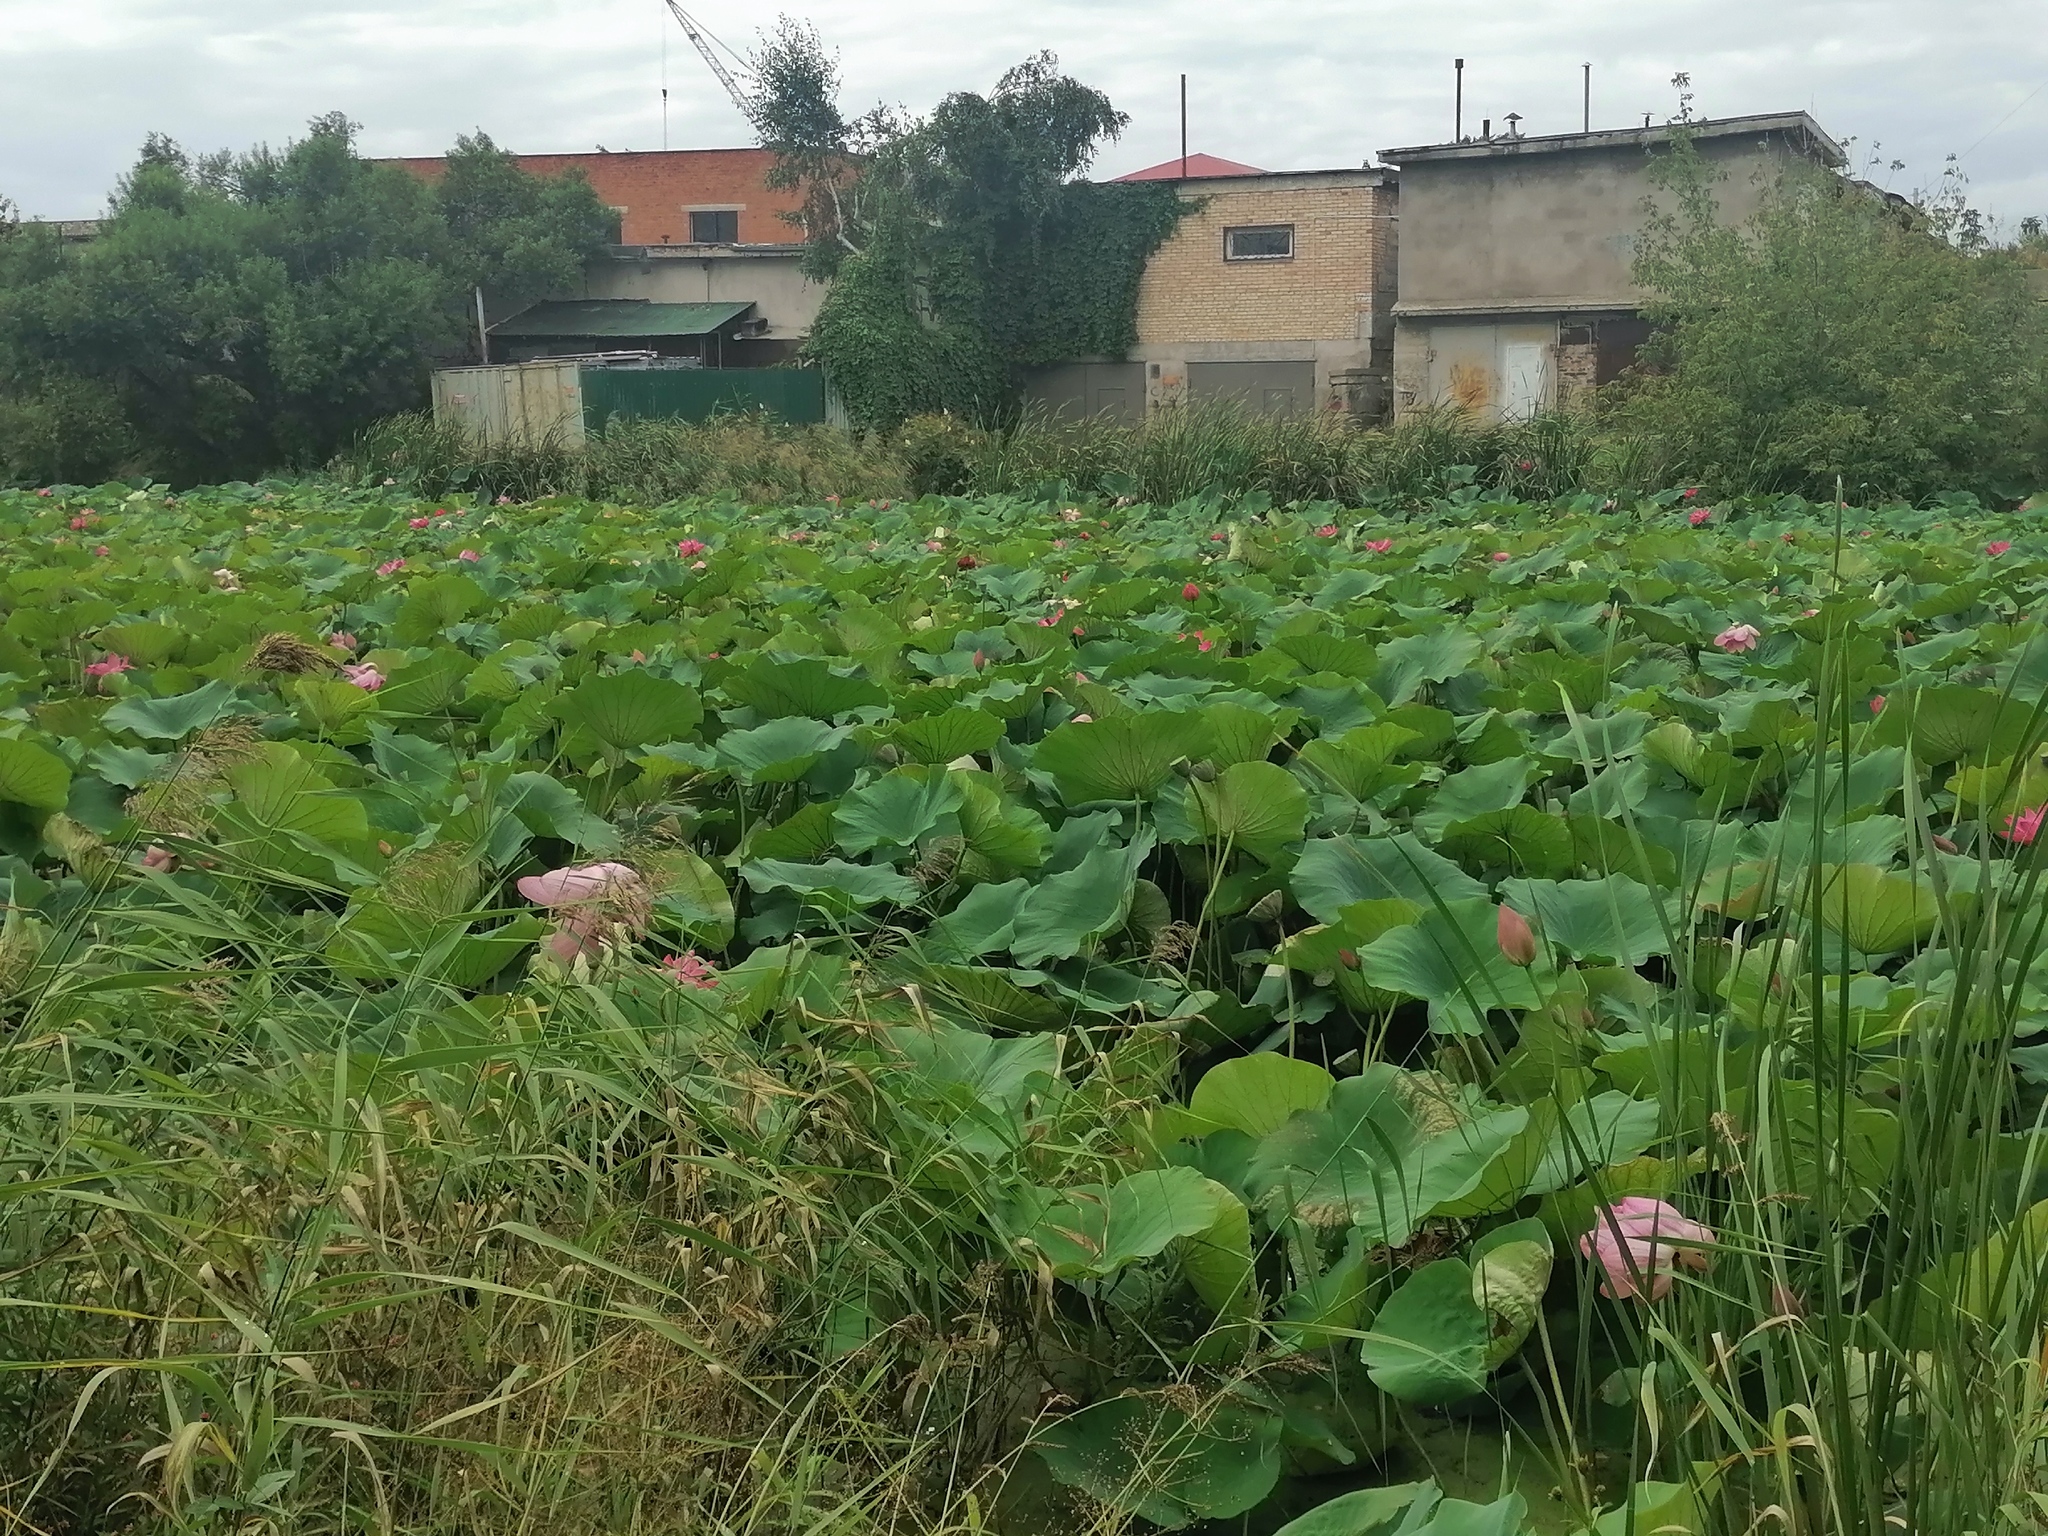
1501 341 1548 419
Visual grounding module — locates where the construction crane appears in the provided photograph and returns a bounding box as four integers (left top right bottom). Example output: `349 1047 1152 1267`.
662 1 752 123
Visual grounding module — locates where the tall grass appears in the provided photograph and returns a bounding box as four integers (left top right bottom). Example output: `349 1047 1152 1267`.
329 404 1655 509
0 858 1036 1534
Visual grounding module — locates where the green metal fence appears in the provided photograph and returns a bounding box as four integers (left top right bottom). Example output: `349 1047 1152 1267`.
579 367 826 430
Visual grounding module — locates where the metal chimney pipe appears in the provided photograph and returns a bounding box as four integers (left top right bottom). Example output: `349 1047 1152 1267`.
1583 63 1591 132
1455 58 1464 140
1482 116 1491 141
1180 73 1188 178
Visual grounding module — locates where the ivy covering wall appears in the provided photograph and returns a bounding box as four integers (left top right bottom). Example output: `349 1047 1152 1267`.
808 179 1185 428
757 48 1187 430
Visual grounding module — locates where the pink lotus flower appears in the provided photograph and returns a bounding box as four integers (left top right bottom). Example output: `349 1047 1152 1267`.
35 487 51 497
433 508 449 518
94 545 109 557
328 632 358 652
340 663 384 691
956 553 979 570
1061 508 1082 523
495 495 512 505
140 844 178 873
1364 538 1393 554
925 539 944 551
676 538 706 558
972 649 987 670
1315 524 1339 538
1195 631 1214 653
518 862 649 962
662 952 720 990
1052 538 1066 549
1070 712 1093 723
1581 1196 1715 1301
1870 695 1885 714
377 558 405 576
787 529 810 542
457 549 480 563
1681 487 1700 500
1038 613 1058 627
69 514 93 530
409 516 429 529
1497 904 1537 965
1491 551 1511 563
2004 804 2047 845
518 862 642 908
1182 582 1201 601
1988 541 2012 558
1713 623 1762 653
1516 458 1534 472
1688 508 1712 526
1210 530 1228 542
1071 624 1086 637
84 653 132 679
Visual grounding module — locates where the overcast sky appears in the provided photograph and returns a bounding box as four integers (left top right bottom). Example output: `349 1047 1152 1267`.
5 0 2044 230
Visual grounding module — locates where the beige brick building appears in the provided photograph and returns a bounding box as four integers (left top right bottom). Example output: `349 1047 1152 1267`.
1026 167 1398 423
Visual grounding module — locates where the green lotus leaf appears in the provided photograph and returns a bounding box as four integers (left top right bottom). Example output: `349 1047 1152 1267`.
556 671 703 752
1189 1053 1335 1137
1815 862 1942 955
1032 1391 1282 1529
834 765 964 856
1292 833 1486 923
0 738 72 811
1190 759 1308 860
1034 712 1211 804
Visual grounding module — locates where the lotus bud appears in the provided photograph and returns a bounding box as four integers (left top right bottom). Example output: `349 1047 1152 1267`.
1497 904 1538 966
873 743 902 766
1189 760 1217 782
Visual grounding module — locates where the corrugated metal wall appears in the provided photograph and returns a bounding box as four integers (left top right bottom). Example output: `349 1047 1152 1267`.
431 361 585 444
579 368 826 430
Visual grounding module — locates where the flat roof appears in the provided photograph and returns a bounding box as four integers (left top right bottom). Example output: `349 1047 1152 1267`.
491 300 754 339
1378 111 1845 169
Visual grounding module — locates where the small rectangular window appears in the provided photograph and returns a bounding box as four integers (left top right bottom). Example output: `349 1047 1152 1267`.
689 208 740 243
1225 224 1293 261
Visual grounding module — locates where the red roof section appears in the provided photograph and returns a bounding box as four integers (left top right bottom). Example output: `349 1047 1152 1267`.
1112 153 1267 182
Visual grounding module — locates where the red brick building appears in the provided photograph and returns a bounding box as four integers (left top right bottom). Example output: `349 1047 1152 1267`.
382 147 805 248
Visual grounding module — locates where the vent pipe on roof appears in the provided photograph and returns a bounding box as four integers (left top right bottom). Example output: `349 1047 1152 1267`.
1455 58 1464 141
1583 63 1591 132
1482 117 1491 141
1180 73 1188 179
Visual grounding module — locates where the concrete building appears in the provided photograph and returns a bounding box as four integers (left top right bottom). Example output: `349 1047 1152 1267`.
384 147 825 365
574 244 824 365
1029 162 1398 423
1375 112 1845 421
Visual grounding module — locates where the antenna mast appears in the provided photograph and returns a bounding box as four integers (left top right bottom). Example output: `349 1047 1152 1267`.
661 0 752 121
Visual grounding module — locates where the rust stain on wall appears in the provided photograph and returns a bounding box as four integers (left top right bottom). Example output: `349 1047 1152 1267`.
1448 362 1494 411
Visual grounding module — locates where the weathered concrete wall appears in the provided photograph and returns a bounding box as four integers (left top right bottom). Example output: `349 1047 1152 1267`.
1390 129 1816 317
579 249 826 344
1126 171 1397 419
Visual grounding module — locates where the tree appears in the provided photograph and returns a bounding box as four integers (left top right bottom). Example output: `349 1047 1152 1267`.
775 48 1182 427
438 132 620 307
0 115 616 485
1610 133 2048 502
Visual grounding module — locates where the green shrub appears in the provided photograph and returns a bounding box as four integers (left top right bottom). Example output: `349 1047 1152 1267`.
1613 134 2048 502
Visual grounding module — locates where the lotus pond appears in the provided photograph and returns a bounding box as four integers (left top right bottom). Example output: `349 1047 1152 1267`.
3 479 2047 1536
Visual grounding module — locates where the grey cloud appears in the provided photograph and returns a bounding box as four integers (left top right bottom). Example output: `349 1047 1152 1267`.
2 0 2041 229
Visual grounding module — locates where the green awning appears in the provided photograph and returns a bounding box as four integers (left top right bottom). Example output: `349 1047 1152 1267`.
490 300 754 339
